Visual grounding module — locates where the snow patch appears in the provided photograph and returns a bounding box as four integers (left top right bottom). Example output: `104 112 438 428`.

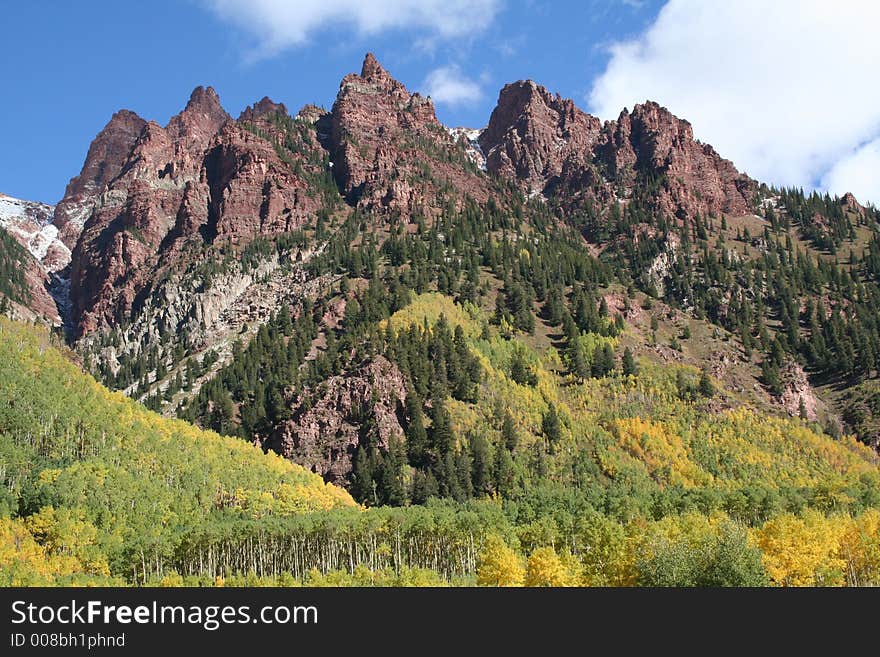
28 223 59 261
445 126 487 171
0 193 69 270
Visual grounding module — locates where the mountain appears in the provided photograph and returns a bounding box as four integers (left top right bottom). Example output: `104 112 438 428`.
2 300 879 586
0 193 69 324
3 53 880 586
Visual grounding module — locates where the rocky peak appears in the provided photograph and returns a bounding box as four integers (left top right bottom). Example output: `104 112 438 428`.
67 83 325 339
182 86 227 122
481 81 756 219
480 80 603 194
481 80 592 145
606 100 756 217
624 101 698 170
841 191 865 215
53 109 147 247
329 52 487 215
360 52 388 80
165 86 230 152
296 104 329 125
64 110 147 198
339 52 411 100
238 96 288 123
630 101 693 140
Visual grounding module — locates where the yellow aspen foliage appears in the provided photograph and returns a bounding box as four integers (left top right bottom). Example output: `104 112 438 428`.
158 571 185 587
383 293 477 338
559 549 584 584
25 506 110 576
0 516 98 585
837 509 880 586
525 546 572 587
755 511 847 586
477 535 525 586
613 417 709 487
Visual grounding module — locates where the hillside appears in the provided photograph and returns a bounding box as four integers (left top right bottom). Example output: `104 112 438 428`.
0 317 353 585
3 308 880 587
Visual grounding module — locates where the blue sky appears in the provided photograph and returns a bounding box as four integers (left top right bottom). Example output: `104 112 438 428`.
2 1 878 206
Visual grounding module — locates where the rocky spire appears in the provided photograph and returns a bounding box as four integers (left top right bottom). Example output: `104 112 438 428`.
360 52 388 80
479 80 603 193
52 109 148 247
165 86 230 150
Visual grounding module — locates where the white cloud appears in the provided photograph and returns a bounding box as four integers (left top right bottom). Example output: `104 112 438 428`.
203 0 500 58
822 139 880 208
423 66 483 106
588 0 880 205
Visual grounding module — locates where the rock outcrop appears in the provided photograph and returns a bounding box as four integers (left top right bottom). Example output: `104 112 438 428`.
238 96 289 123
841 191 866 217
265 355 407 484
53 109 147 249
0 194 68 272
779 360 819 422
480 80 603 196
0 194 67 324
68 87 325 338
607 101 756 219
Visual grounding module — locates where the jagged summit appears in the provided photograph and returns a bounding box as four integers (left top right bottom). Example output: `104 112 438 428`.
165 85 230 150
329 52 487 212
4 51 880 591
480 81 754 217
360 51 388 79
10 52 869 345
239 96 289 122
9 51 829 342
173 85 220 114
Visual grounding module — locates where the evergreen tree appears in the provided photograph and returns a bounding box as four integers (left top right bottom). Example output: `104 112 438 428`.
379 436 408 506
542 404 562 448
494 447 515 497
510 349 538 386
404 393 429 468
351 447 374 504
470 433 494 495
501 412 519 452
698 368 715 398
591 344 616 378
622 347 638 376
429 399 454 455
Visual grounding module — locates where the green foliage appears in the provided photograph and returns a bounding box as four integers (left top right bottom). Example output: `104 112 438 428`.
0 228 30 307
6 182 880 587
636 516 767 587
0 318 353 584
